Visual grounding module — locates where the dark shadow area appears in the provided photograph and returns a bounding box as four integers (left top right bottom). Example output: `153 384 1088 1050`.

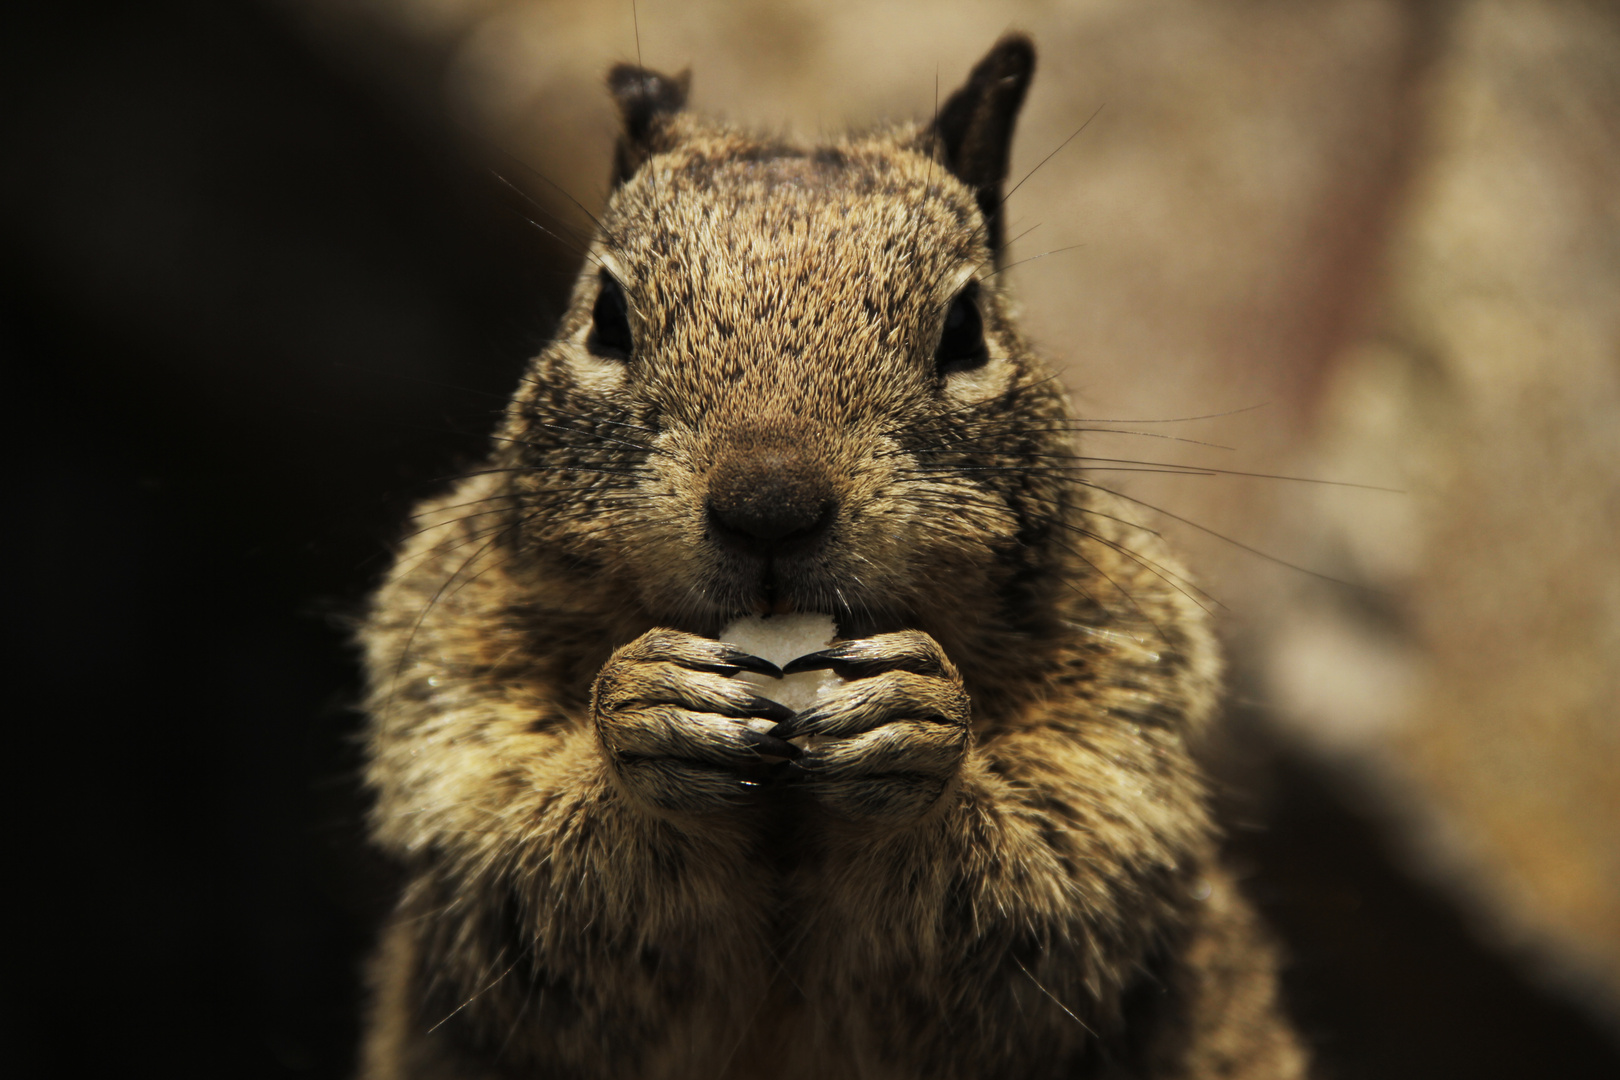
1214 710 1620 1080
3 1 572 1075
5 2 1617 1077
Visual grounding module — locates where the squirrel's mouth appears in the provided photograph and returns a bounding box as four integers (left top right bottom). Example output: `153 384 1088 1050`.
692 549 899 642
719 549 833 616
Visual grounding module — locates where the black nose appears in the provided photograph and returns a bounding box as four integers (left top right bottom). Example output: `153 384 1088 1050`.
707 444 836 557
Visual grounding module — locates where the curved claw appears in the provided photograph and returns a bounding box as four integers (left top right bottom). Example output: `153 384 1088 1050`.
780 634 950 680
742 728 803 760
618 630 783 679
767 710 816 742
593 628 808 813
744 694 796 724
768 671 965 741
780 647 850 677
712 648 784 679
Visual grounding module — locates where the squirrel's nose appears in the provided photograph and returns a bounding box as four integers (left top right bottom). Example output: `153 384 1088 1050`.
706 442 836 557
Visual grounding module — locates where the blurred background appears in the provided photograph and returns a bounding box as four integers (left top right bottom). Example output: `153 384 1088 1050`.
5 1 1617 1076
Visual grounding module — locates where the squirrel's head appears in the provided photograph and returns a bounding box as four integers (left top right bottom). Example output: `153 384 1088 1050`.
498 36 1076 645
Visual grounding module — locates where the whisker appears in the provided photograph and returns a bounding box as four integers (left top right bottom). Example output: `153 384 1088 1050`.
1066 523 1220 615
408 483 647 521
425 956 522 1035
501 203 601 268
1012 955 1098 1038
904 465 1221 479
492 423 666 457
903 460 1399 492
891 487 1216 616
1075 478 1372 589
454 464 657 482
396 506 514 544
397 487 671 545
491 171 597 255
1002 221 1043 250
517 394 662 435
1073 404 1269 425
382 520 517 725
1002 102 1106 207
493 149 605 233
897 424 1234 452
983 243 1086 280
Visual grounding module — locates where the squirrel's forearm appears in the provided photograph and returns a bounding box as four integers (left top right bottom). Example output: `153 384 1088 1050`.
368 721 779 1074
792 726 1212 1065
371 717 774 944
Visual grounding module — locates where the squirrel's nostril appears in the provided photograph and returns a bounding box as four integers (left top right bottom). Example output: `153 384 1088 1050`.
707 450 836 556
707 495 835 551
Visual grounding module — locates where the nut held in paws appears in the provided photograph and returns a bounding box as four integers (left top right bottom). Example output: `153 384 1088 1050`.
720 613 843 724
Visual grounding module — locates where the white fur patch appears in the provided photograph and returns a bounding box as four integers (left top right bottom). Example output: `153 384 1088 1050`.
559 341 628 393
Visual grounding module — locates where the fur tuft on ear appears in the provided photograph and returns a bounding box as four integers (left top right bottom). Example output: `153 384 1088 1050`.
930 34 1036 261
607 64 691 187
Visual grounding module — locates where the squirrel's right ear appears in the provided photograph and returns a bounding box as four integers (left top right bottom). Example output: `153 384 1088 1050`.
607 63 690 187
928 35 1036 261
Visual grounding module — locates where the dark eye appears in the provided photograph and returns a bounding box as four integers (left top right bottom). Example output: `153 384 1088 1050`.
935 282 989 376
589 271 634 359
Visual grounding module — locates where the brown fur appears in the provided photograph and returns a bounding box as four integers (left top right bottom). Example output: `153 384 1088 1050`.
358 36 1306 1080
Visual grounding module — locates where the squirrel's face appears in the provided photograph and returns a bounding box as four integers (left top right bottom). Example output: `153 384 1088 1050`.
499 132 1069 639
496 44 1068 640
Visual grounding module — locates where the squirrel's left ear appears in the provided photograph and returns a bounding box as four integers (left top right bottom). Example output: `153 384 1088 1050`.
928 34 1036 261
607 63 690 187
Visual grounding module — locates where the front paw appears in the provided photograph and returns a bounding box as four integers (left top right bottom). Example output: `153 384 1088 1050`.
770 631 970 823
593 629 800 814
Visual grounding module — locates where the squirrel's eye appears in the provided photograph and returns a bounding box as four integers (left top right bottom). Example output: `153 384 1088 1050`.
935 282 989 376
589 271 634 359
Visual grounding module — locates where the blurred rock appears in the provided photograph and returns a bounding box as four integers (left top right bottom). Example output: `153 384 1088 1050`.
1267 0 1620 1025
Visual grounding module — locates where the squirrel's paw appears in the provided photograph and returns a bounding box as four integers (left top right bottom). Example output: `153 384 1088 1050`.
770 631 970 823
593 629 799 813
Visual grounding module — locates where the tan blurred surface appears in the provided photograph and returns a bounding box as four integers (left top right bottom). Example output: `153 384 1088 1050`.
1267 0 1620 1021
287 0 1620 1031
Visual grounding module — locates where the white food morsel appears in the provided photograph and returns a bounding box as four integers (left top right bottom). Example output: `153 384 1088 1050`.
720 613 842 723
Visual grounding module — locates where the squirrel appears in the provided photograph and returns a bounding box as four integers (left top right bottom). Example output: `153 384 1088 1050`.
357 34 1307 1080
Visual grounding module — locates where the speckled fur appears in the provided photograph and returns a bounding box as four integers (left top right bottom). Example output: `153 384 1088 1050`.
359 37 1306 1080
